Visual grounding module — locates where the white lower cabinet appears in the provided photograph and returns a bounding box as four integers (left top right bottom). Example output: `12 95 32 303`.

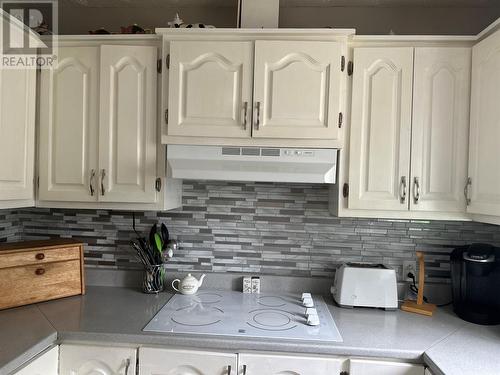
349 359 425 375
138 347 237 375
59 344 137 375
14 346 58 375
238 353 344 375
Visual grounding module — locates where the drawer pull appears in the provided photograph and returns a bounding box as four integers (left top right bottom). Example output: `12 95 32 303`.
35 253 45 260
35 268 45 276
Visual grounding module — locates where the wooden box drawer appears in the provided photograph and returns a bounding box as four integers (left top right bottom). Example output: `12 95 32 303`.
0 239 85 310
0 260 83 310
0 246 80 269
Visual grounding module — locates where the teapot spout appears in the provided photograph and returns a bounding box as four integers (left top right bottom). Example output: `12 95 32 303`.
198 274 206 287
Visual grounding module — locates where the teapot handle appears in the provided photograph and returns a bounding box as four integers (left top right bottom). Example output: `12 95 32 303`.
172 279 180 292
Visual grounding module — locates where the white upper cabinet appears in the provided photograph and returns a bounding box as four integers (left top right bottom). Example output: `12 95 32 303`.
38 41 170 208
253 41 342 140
348 47 414 211
39 46 99 202
138 347 237 375
161 31 348 146
0 65 36 206
99 45 157 203
167 41 253 138
239 353 344 375
467 29 500 218
59 344 136 375
410 47 471 213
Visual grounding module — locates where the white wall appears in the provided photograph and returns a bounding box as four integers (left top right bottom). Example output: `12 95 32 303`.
56 0 499 35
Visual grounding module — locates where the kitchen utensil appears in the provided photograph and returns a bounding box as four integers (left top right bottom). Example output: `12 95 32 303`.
401 252 436 316
161 223 169 244
154 233 163 253
171 273 206 295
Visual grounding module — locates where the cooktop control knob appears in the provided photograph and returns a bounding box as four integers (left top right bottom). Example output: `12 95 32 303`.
306 313 320 326
305 307 317 316
302 297 314 307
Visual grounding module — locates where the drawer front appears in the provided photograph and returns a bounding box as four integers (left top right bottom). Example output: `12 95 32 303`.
0 260 82 310
0 246 81 269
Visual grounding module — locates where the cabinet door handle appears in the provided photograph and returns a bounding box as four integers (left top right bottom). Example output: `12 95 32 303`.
124 358 130 375
254 102 260 131
464 177 472 205
100 169 106 196
35 253 45 260
89 169 96 196
242 102 248 130
35 268 45 276
399 176 407 204
227 365 232 375
413 177 420 204
164 109 168 125
242 364 247 375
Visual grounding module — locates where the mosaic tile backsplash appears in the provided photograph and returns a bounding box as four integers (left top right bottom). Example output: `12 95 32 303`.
2 181 500 283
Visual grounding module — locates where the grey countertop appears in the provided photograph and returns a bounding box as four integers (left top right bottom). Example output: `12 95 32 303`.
1 286 499 375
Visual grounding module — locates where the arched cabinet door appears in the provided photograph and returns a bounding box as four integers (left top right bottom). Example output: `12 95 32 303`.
167 41 253 139
238 353 344 375
410 47 471 213
467 29 500 218
138 348 237 375
38 46 99 202
348 47 414 211
0 64 36 203
98 45 157 204
252 41 343 140
59 344 137 375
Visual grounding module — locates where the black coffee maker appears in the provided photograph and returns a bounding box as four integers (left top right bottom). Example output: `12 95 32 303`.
451 243 500 325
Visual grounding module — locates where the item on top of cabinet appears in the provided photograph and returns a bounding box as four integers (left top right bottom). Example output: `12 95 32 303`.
242 276 252 293
251 276 261 294
172 273 206 295
167 12 215 28
332 263 398 310
0 239 85 310
451 243 500 325
88 27 111 34
401 252 436 316
120 24 148 34
168 13 184 28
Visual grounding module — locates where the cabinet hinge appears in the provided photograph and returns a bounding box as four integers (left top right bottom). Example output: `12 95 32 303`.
347 60 354 76
166 54 170 69
157 58 162 73
341 55 345 72
338 112 343 128
155 178 162 192
342 183 349 198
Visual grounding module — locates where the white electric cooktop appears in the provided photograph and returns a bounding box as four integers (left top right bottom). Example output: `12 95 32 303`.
143 290 343 342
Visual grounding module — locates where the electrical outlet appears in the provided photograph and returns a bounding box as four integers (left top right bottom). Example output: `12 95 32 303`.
403 261 417 281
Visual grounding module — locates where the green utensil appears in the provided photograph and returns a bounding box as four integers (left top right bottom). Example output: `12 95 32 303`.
154 233 163 253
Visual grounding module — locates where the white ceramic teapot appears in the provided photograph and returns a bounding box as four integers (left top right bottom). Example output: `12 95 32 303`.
172 273 206 295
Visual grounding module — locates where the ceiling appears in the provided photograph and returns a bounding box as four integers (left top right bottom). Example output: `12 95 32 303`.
60 0 500 8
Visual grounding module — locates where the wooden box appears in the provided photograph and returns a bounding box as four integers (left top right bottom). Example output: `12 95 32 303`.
0 239 85 310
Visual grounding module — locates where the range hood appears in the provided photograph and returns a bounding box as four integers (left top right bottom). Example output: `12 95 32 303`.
166 145 337 184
